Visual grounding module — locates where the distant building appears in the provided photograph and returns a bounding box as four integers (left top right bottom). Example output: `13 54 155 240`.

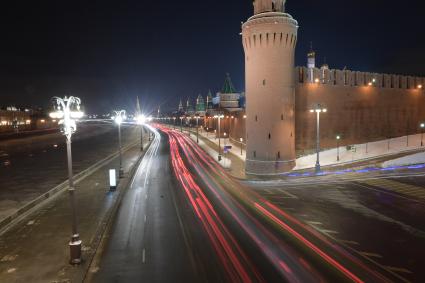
0 106 56 133
215 73 241 110
196 94 206 116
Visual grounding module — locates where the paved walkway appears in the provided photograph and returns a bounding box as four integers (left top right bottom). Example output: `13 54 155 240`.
0 138 150 282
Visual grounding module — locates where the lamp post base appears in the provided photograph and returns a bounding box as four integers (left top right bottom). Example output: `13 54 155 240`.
218 155 222 161
69 237 82 265
315 163 321 173
119 168 124 178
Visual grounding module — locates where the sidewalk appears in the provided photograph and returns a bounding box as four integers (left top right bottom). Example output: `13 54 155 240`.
0 138 150 282
295 133 425 170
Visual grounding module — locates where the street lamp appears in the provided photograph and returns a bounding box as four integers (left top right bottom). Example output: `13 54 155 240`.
49 96 84 265
173 117 176 130
137 114 146 151
310 104 327 173
113 110 126 178
180 116 183 132
240 137 243 155
336 135 341 161
214 114 224 161
195 115 200 143
421 123 425 146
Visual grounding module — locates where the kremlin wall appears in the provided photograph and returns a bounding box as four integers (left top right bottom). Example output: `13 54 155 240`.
223 67 425 156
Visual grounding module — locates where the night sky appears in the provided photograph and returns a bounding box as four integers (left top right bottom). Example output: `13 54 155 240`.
1 0 424 114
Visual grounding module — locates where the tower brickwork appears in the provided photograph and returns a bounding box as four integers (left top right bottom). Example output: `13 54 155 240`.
242 0 298 174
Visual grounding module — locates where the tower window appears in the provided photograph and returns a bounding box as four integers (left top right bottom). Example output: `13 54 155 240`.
277 152 281 159
253 151 256 158
263 79 266 86
255 115 258 122
268 133 271 140
281 114 284 120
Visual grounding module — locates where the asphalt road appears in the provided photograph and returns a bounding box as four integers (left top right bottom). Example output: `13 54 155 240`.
93 127 227 283
248 173 425 282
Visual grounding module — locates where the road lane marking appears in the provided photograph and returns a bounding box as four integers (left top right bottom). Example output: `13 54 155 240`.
314 227 339 235
359 252 383 258
142 248 146 263
338 240 359 245
384 266 412 274
306 221 323 226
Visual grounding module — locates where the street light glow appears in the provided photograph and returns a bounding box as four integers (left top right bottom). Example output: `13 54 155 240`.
137 115 146 125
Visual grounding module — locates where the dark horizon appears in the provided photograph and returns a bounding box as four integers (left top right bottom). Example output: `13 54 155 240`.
1 0 424 113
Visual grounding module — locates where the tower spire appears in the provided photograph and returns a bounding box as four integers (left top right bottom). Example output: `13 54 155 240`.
136 96 141 116
254 0 286 15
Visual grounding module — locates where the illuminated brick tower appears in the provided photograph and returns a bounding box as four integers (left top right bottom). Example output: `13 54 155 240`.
242 0 298 174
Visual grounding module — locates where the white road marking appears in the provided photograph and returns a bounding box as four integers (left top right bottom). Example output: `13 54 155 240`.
384 266 413 274
306 221 323 226
359 252 383 258
338 240 359 245
277 189 299 199
142 248 146 263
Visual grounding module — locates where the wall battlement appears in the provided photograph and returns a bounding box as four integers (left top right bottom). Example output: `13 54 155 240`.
296 66 424 90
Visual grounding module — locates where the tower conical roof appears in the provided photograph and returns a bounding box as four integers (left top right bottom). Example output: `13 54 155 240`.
221 73 236 94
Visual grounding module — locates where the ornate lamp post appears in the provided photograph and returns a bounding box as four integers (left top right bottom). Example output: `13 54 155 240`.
240 137 243 155
336 135 341 161
173 117 176 130
214 114 224 161
49 96 84 265
137 114 146 151
195 115 200 143
180 116 183 132
113 110 126 178
310 104 327 173
420 123 425 147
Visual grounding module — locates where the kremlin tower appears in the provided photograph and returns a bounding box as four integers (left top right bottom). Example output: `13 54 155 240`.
242 0 298 174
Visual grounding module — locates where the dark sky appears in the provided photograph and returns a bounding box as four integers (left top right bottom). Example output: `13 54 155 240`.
0 0 424 114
